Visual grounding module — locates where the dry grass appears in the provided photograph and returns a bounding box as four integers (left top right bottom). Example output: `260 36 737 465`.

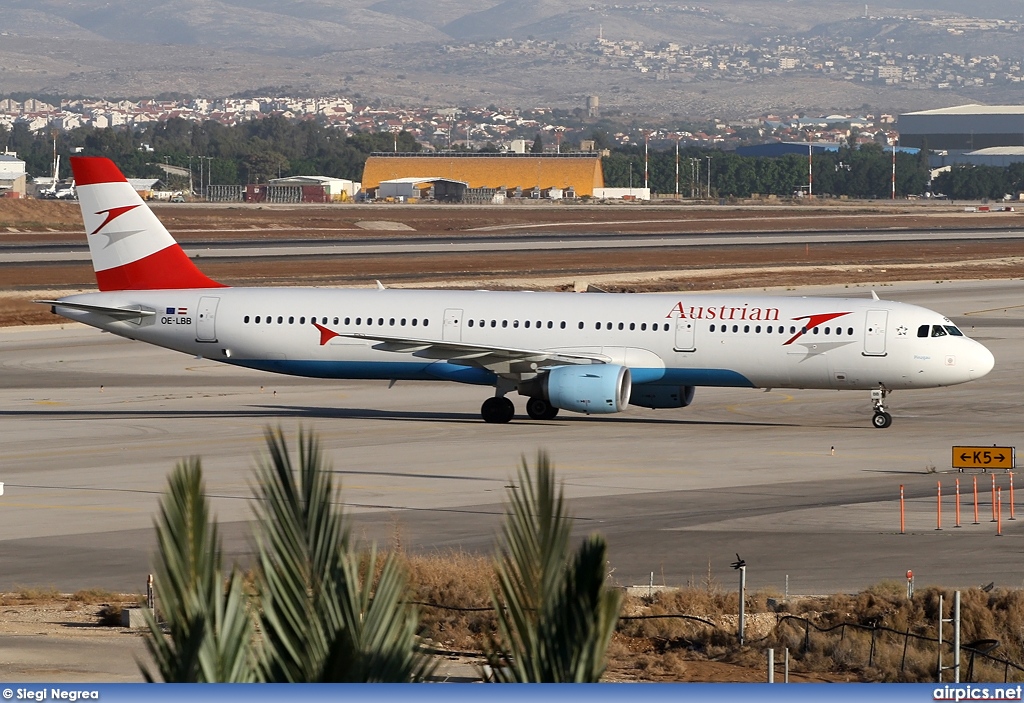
393 554 1024 682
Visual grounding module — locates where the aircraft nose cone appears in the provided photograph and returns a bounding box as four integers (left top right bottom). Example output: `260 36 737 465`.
970 344 995 380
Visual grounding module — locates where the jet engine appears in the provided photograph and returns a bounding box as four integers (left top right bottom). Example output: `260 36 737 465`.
519 364 631 414
630 384 696 409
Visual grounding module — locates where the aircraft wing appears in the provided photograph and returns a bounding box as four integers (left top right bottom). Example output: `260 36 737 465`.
341 332 609 375
35 300 156 320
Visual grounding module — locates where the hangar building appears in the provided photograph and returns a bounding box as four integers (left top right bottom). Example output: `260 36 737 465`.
898 105 1024 152
362 153 604 198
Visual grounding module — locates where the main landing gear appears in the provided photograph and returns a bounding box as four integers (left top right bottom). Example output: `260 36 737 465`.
480 395 560 423
481 396 515 424
525 396 559 421
871 387 892 429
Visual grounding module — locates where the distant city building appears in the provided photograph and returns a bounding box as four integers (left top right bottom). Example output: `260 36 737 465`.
0 152 27 198
586 95 599 118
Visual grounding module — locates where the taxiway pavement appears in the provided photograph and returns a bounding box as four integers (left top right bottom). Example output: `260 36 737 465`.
1 279 1022 597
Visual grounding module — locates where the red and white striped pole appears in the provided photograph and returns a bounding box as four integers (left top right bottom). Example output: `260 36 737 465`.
997 487 1003 536
900 484 905 534
955 478 961 528
992 474 998 522
973 476 980 525
1010 472 1016 521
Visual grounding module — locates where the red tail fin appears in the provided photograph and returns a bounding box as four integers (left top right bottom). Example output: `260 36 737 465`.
71 157 224 291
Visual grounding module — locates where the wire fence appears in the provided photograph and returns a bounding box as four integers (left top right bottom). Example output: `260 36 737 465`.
409 600 1024 682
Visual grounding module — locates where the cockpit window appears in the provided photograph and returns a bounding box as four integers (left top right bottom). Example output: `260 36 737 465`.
931 325 947 337
944 325 964 337
917 325 929 338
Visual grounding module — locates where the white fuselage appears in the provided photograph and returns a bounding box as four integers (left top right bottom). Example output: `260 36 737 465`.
52 287 994 394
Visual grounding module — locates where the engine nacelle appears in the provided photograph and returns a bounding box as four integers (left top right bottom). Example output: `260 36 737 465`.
519 364 631 414
630 384 696 409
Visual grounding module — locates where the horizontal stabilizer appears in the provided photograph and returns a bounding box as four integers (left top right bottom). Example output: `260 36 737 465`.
35 300 156 319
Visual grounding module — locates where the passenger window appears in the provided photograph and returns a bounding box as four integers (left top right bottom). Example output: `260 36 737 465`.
766 325 772 333
536 321 541 328
502 320 508 328
490 320 496 327
253 316 259 323
468 319 474 327
244 315 250 323
744 325 749 333
709 324 715 332
549 321 555 329
288 316 295 324
411 318 417 326
389 318 395 326
524 320 530 328
755 325 761 333
932 325 947 337
560 321 566 329
513 320 519 328
732 325 738 333
423 319 429 326
812 327 818 334
663 324 670 331
824 327 830 334
847 327 853 335
578 322 584 329
300 317 306 324
630 322 636 331
642 323 648 331
401 318 407 326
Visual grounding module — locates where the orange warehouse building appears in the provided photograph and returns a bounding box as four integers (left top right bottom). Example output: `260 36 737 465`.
362 153 604 197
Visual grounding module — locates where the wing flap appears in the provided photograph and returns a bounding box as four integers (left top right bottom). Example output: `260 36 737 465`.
342 332 609 371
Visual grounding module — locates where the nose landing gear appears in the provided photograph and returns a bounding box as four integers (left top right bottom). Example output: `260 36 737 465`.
871 387 892 429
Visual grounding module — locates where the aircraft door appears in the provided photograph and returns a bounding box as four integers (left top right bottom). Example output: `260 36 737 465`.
673 317 696 352
863 309 888 356
196 296 220 342
442 308 463 342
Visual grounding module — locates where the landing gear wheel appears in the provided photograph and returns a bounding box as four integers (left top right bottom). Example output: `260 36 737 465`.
481 396 515 424
872 411 893 429
526 397 559 421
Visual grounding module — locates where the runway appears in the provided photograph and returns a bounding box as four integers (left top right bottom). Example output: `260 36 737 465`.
4 226 1024 264
1 278 1022 595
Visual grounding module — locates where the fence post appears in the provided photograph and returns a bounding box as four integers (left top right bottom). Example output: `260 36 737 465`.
869 624 877 668
938 593 944 682
902 628 910 673
937 481 943 530
767 648 774 683
953 591 961 684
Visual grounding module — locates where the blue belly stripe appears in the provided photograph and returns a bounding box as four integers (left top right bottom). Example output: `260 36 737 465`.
229 359 753 389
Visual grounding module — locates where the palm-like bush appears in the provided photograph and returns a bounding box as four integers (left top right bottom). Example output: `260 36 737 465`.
254 428 432 682
486 452 622 682
142 459 256 682
143 429 431 682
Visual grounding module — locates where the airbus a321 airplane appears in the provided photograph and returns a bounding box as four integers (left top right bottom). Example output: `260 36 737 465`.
40 157 995 428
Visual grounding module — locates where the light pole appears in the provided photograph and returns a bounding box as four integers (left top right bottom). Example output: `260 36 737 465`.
705 155 712 199
892 135 897 200
674 135 680 197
